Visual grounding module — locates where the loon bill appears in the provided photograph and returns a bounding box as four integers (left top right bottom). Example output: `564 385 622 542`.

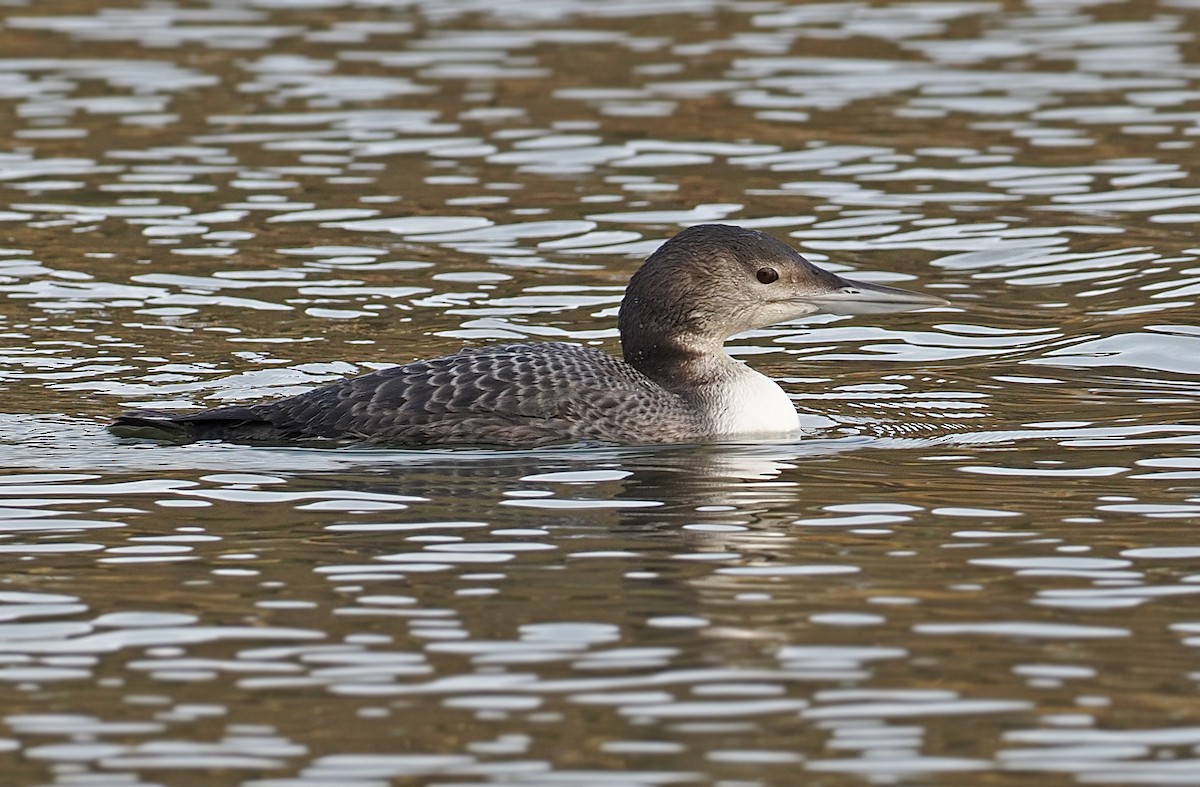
110 223 948 447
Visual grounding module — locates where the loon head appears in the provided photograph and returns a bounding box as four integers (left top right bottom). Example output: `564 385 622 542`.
618 224 947 364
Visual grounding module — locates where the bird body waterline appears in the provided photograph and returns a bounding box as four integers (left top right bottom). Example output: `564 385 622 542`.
109 224 947 447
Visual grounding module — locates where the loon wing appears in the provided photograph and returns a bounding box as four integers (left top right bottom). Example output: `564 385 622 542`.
110 343 699 447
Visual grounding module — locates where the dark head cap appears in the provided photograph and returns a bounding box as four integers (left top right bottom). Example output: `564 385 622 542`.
619 224 947 349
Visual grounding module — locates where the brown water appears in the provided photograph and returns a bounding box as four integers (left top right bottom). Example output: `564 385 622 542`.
2 0 1200 784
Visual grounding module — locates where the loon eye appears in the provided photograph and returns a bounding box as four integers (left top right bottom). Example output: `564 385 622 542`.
756 267 779 284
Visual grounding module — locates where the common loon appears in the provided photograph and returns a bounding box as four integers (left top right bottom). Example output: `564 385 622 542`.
110 224 947 447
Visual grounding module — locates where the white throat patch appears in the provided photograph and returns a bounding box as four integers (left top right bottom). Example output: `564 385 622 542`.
703 361 801 437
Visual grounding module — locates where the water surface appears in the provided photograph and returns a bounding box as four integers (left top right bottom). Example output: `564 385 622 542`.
2 0 1200 784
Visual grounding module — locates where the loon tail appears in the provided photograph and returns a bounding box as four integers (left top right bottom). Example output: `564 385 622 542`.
109 407 266 443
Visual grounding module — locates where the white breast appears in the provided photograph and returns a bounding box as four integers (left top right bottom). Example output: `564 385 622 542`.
703 362 801 437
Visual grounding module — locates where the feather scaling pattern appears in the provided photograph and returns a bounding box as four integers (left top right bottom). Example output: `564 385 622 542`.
113 343 704 446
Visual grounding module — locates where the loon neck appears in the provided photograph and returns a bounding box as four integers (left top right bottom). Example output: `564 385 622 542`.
621 332 801 437
617 272 732 394
620 332 734 396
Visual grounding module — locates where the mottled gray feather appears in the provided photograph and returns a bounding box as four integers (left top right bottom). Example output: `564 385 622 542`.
112 343 704 446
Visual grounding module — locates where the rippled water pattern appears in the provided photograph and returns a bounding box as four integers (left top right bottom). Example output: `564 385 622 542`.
2 0 1200 784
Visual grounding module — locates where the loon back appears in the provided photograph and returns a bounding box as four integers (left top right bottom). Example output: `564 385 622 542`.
110 343 706 447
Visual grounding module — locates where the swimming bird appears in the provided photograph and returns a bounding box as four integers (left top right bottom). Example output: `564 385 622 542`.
110 224 946 447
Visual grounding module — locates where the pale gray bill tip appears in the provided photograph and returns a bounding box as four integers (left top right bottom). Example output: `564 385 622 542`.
808 275 950 315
